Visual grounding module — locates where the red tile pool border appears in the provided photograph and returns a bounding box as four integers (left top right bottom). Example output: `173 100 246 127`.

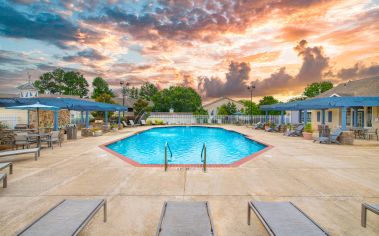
99 126 273 168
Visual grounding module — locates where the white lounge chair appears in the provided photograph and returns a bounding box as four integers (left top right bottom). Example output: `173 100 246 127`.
141 120 146 125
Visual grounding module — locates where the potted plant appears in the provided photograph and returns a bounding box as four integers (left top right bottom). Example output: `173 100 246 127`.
264 121 271 131
303 123 313 140
111 124 118 132
92 128 102 137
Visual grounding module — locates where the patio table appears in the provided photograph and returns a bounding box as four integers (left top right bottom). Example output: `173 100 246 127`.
351 127 368 139
27 133 51 155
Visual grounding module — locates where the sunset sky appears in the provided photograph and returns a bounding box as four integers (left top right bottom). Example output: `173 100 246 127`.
1 0 379 101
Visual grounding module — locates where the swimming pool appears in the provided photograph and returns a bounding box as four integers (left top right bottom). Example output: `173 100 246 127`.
105 126 268 166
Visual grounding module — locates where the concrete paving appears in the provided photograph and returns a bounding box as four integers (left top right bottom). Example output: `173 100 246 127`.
0 125 378 235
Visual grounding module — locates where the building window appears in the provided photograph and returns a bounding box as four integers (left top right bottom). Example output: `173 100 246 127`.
328 111 333 122
367 107 372 127
317 111 320 122
346 108 351 126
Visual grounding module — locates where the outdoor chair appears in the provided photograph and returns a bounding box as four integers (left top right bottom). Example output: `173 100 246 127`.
248 201 329 236
155 201 215 236
366 128 378 141
41 131 61 149
122 121 128 127
17 199 107 236
14 132 32 149
141 120 146 125
361 203 379 227
254 122 263 129
0 173 7 188
0 148 40 161
129 120 135 126
314 128 342 144
286 124 304 137
266 124 280 132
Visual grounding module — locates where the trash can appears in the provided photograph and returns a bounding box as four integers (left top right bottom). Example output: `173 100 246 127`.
66 124 77 140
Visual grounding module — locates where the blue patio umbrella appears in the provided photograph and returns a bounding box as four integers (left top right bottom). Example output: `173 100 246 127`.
6 102 59 132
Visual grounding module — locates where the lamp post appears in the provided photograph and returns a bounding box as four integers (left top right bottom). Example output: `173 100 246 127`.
247 85 255 125
120 80 130 117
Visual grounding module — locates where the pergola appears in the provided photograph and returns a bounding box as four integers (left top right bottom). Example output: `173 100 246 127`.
0 97 128 130
260 96 379 130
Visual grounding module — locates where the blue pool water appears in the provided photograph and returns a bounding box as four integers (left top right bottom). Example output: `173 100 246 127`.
107 126 266 165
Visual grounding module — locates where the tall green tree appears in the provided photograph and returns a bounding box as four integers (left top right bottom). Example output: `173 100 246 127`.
240 100 260 115
258 96 281 115
92 77 114 98
126 87 139 99
152 86 202 112
139 82 158 101
34 68 89 97
92 93 116 118
133 98 151 116
217 102 237 115
303 81 333 98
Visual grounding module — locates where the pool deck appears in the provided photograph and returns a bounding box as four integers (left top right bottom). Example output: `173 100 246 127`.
0 125 378 235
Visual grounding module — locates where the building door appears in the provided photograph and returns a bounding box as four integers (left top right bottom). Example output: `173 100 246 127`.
357 111 364 127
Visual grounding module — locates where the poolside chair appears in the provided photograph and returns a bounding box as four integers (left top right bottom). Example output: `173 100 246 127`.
129 120 135 126
141 120 146 125
286 124 304 137
17 199 107 236
122 121 128 127
156 201 216 236
248 201 328 236
314 128 342 144
361 203 379 227
14 132 32 149
41 131 61 149
0 173 7 188
266 124 280 132
254 122 263 130
366 128 378 141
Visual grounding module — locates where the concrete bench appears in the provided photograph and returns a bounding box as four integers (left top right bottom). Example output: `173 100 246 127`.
0 148 40 161
0 162 13 174
361 203 379 227
0 173 7 188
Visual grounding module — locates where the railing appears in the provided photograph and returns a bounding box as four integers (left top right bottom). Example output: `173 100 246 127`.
164 142 172 172
201 143 206 172
147 114 289 125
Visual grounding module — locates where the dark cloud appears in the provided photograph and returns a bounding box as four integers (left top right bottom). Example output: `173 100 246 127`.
0 50 28 65
198 40 330 97
337 63 379 80
62 49 109 62
0 2 99 48
198 61 250 98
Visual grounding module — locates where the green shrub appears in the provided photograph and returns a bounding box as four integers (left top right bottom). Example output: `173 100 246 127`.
155 119 164 125
146 120 152 125
304 123 313 133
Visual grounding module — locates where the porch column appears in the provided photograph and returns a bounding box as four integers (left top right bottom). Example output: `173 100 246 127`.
280 110 284 124
353 107 358 127
303 110 308 124
321 109 326 125
104 111 108 128
299 110 302 123
53 110 59 131
341 107 347 131
80 111 84 124
118 111 121 128
265 111 269 123
85 111 90 128
27 111 30 128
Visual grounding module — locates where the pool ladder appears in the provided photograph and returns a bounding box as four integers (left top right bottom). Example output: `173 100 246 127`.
164 142 207 172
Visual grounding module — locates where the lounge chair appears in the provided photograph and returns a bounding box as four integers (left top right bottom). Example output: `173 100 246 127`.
285 124 304 137
254 122 263 129
361 203 379 227
17 199 107 236
155 201 216 236
14 132 32 149
248 201 328 236
141 120 146 125
129 120 135 126
366 128 378 141
0 173 7 188
121 121 128 127
0 148 40 161
314 128 342 144
266 124 280 132
0 162 13 174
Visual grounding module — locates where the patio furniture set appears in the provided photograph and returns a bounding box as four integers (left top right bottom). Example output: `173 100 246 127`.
352 127 379 141
9 198 378 235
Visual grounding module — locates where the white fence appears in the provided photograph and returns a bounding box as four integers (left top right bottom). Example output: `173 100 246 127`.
147 114 290 125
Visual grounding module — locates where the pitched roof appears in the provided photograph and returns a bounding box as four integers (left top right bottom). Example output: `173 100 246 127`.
202 97 244 108
317 77 379 98
17 82 36 90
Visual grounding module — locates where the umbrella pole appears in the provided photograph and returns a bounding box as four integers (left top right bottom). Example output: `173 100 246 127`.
37 108 40 134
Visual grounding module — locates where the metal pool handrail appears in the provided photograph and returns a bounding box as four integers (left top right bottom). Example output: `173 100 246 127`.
164 142 172 171
201 143 207 172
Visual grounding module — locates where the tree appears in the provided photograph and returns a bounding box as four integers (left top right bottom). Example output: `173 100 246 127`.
127 87 139 99
193 107 208 115
258 96 281 115
217 102 237 115
287 96 307 102
62 71 89 97
92 93 115 118
133 98 151 116
139 82 158 101
34 68 89 97
303 81 333 98
92 77 114 98
152 86 202 112
240 100 260 115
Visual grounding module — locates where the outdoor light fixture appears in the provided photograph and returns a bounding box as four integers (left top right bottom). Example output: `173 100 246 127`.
247 85 256 125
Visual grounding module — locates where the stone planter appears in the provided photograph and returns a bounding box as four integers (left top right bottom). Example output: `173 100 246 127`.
340 131 354 145
303 132 313 140
94 130 103 137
